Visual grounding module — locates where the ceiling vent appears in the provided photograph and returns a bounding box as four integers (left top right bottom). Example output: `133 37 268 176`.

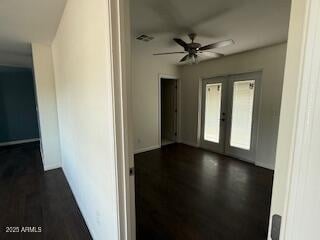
136 34 154 42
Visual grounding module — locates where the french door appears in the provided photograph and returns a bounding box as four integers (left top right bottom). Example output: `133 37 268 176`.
200 72 261 163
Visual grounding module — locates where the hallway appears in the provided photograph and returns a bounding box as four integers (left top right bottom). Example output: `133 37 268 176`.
0 142 91 240
135 144 273 240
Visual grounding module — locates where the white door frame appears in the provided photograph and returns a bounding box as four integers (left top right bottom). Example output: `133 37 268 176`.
108 0 135 239
109 0 320 238
158 74 181 147
271 0 320 239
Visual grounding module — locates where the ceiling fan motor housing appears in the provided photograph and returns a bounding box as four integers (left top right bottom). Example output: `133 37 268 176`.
187 42 201 52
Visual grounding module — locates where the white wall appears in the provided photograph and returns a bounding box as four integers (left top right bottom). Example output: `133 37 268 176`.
51 0 119 239
179 43 287 170
0 51 33 68
32 43 62 171
132 39 179 152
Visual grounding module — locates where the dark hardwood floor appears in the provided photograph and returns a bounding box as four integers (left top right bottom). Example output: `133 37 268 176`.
0 142 92 240
135 143 274 240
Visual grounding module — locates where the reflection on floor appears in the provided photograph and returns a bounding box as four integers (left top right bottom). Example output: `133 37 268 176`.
0 142 92 240
135 143 273 240
161 138 175 146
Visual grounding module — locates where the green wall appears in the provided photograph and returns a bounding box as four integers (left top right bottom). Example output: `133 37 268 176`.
0 66 39 143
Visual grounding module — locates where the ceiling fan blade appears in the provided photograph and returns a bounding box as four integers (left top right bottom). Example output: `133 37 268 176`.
199 51 225 58
180 54 190 62
174 38 189 49
153 51 186 56
199 39 234 51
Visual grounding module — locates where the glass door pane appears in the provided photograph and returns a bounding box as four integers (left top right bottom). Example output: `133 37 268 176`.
204 83 222 143
230 80 255 150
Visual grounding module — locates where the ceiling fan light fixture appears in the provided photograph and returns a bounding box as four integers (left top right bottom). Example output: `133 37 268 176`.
153 33 235 64
187 55 198 64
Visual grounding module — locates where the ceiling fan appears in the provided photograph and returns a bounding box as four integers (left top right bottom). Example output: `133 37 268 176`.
153 33 234 64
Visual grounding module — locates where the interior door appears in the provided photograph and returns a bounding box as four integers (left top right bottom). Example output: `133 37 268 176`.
200 76 227 153
161 78 178 143
224 72 261 162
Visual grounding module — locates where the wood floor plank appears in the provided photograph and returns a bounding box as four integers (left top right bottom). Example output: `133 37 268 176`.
135 143 273 240
0 142 92 240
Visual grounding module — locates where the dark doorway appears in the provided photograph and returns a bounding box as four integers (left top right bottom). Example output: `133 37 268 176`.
161 78 178 146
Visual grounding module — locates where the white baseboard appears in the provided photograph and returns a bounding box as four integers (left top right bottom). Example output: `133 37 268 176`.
181 140 199 148
0 138 40 147
134 145 161 154
44 162 62 171
255 161 274 171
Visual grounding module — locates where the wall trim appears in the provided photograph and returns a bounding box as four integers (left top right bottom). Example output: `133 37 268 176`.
44 163 62 171
255 161 274 171
134 145 161 154
181 140 200 148
0 138 40 147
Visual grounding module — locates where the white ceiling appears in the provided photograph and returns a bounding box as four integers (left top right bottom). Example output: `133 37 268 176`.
0 0 66 56
132 0 292 63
